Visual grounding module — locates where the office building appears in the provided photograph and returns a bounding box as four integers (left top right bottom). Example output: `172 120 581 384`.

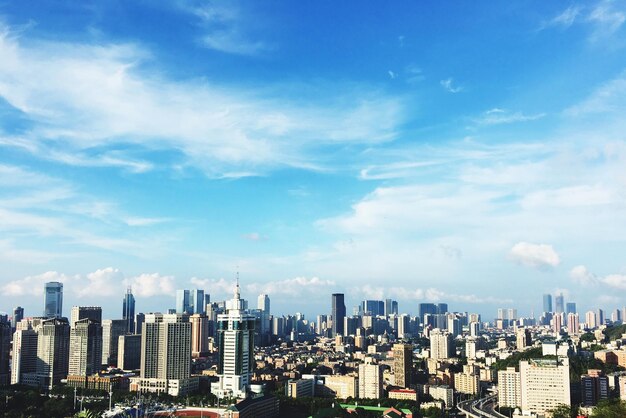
397 314 411 339
516 328 531 349
331 293 346 337
469 321 480 337
555 294 564 314
134 313 195 396
212 281 255 399
361 300 384 316
393 343 412 388
323 375 358 398
117 334 141 371
419 303 437 322
11 306 24 330
430 329 454 360
385 299 398 316
0 322 10 385
358 357 383 399
190 314 209 358
437 303 448 314
68 318 103 377
566 302 577 315
37 317 70 389
586 311 597 329
102 319 126 367
597 309 605 326
543 294 552 313
135 313 145 335
44 282 63 318
567 313 580 335
70 306 102 328
257 294 271 346
498 367 521 408
520 358 570 415
123 287 136 333
447 314 461 337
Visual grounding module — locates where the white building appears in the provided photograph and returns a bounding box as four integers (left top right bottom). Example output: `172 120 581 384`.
211 281 256 399
68 318 102 376
430 329 454 360
498 367 521 408
520 358 570 415
358 357 383 399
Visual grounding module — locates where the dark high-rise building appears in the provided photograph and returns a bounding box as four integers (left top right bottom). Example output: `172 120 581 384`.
0 322 10 386
581 370 609 406
361 300 384 316
44 282 63 318
332 293 346 336
176 289 205 315
555 294 565 314
384 299 399 316
437 303 448 314
419 303 437 322
566 302 577 315
135 313 145 336
12 306 24 330
543 294 553 313
123 287 136 333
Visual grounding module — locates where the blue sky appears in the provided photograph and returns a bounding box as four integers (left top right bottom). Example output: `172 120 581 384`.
1 1 626 321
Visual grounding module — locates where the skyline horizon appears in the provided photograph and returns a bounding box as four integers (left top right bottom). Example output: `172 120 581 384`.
2 2 626 322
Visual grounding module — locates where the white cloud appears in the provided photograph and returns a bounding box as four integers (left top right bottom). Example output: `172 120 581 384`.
522 185 615 209
388 70 397 79
124 273 176 297
76 267 124 297
542 6 581 29
202 31 270 56
509 242 560 269
572 265 626 290
440 78 463 93
1 271 74 296
588 2 626 39
475 108 546 125
245 276 335 297
565 74 626 116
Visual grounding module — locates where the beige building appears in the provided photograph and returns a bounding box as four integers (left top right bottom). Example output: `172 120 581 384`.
520 358 570 415
190 314 209 358
455 369 479 395
324 375 357 399
498 367 521 408
388 389 418 401
68 318 102 377
430 329 454 360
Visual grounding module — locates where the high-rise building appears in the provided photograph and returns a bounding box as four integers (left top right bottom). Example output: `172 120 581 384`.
469 321 480 337
397 314 411 339
344 316 358 337
542 294 553 313
508 308 518 321
567 313 580 335
176 289 205 315
555 294 565 314
520 358 570 415
11 320 39 386
581 369 609 407
37 317 70 389
190 314 209 358
385 299 398 316
135 313 145 335
419 303 437 323
586 311 597 329
358 357 383 399
437 303 448 314
498 367 521 408
566 302 577 315
393 343 413 388
497 308 506 320
212 282 255 399
597 309 605 326
611 309 621 323
68 318 102 377
70 306 102 329
430 329 454 360
361 300 384 316
516 328 531 349
117 334 141 371
331 293 346 337
134 313 195 396
123 287 136 333
257 294 271 346
552 313 563 334
447 314 461 337
11 306 24 329
0 322 10 385
44 282 63 318
102 319 126 367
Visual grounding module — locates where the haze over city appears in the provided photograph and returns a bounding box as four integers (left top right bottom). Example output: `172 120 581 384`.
2 1 626 319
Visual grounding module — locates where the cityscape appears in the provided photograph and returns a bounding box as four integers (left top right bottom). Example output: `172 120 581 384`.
2 1 626 418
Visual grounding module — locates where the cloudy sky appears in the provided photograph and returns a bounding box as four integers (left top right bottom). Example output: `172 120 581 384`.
1 1 626 320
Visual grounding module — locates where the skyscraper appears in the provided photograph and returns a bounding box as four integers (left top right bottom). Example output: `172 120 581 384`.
37 317 70 389
102 319 126 367
190 314 209 358
11 306 24 330
68 318 103 377
437 303 448 314
358 357 383 399
419 303 437 323
123 287 136 333
0 322 10 386
11 320 39 386
212 281 255 399
393 343 413 388
70 306 102 329
331 293 346 337
257 294 271 345
555 294 565 314
134 313 195 396
117 334 141 371
176 289 206 314
542 294 553 313
135 313 145 335
566 302 577 315
44 282 63 318
430 329 454 360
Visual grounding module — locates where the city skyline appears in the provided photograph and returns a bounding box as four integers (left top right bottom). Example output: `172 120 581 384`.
2 2 626 319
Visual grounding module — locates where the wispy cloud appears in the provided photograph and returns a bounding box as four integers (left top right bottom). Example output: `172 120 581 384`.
440 78 463 93
509 242 560 270
474 108 546 125
540 6 581 30
570 265 626 290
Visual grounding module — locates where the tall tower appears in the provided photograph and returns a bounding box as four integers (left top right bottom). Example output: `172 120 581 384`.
44 282 63 318
123 287 136 333
37 317 70 389
555 294 565 314
212 280 255 399
11 306 24 329
0 322 10 386
543 294 553 313
332 293 346 337
102 319 126 367
190 314 209 358
70 306 102 329
68 318 103 377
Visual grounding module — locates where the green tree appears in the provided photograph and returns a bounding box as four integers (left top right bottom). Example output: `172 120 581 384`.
591 398 626 418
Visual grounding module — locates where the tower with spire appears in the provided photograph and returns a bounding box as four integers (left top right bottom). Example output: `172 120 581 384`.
211 275 255 399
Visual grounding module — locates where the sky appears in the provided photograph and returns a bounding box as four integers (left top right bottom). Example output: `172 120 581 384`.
1 1 626 321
